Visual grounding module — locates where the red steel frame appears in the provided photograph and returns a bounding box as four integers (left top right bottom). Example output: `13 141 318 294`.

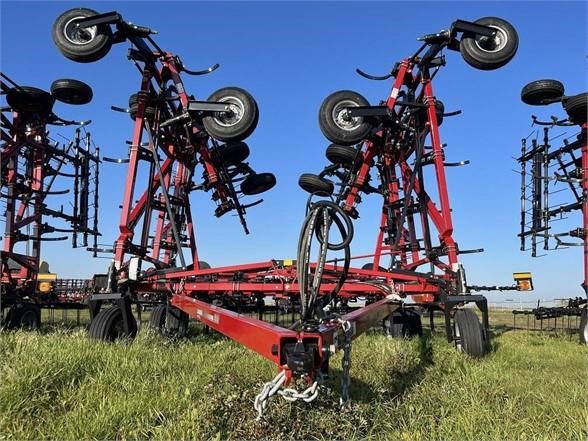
1 110 46 289
79 12 505 393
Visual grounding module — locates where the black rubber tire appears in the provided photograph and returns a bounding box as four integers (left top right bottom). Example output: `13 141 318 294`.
8 304 41 330
203 87 259 142
453 309 486 357
148 305 167 331
325 144 361 168
197 261 211 270
319 90 372 146
129 103 157 121
50 79 93 105
298 173 334 196
89 305 137 341
383 310 422 338
362 263 386 272
240 173 276 195
521 79 565 105
563 93 587 125
579 308 587 345
434 100 445 126
52 8 113 63
215 142 250 166
164 307 189 338
6 86 53 114
459 17 518 70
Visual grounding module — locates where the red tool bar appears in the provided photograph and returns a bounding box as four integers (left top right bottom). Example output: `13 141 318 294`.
172 294 299 365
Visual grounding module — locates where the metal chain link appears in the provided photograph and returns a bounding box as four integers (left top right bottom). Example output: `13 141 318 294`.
254 370 287 420
339 319 353 407
254 371 323 419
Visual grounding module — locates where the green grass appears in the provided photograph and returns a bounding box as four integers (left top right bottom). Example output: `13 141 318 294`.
0 324 587 440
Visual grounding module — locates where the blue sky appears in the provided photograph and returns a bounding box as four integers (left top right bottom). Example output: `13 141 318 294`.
1 1 586 303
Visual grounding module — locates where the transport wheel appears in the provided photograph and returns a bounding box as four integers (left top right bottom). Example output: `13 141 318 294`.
148 305 166 331
434 100 445 126
164 307 189 338
50 79 93 105
52 8 113 63
362 263 386 272
203 87 259 142
240 173 276 195
6 86 53 114
459 17 518 70
453 309 486 357
298 173 334 196
383 310 422 338
520 79 565 105
416 100 445 126
325 144 361 168
8 304 41 330
580 308 587 345
319 90 372 146
214 142 250 166
89 305 137 341
563 93 587 125
197 261 211 270
129 103 157 121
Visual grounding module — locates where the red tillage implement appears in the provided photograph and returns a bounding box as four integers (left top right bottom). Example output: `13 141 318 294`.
51 9 525 415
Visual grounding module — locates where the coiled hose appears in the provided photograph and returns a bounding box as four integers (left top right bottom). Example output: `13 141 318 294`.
296 200 354 322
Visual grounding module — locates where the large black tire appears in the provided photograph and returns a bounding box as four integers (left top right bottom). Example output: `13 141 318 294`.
164 307 189 338
325 144 361 168
129 103 157 121
362 263 386 272
215 142 250 166
52 8 113 63
240 173 276 195
6 86 53 114
563 93 587 125
453 309 486 357
319 90 372 146
459 17 518 70
580 308 587 345
383 310 422 338
298 173 334 196
521 79 565 105
50 79 93 105
7 304 41 330
148 305 167 331
197 261 211 270
203 87 259 142
89 305 137 341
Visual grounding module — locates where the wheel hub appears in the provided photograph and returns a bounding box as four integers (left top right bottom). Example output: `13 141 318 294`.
475 26 508 53
64 17 97 45
333 100 362 131
216 97 244 127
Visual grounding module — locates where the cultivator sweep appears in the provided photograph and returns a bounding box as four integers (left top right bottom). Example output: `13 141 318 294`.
518 80 588 342
50 8 529 414
0 73 100 328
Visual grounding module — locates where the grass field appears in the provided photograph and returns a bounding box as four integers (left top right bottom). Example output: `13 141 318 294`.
1 319 587 440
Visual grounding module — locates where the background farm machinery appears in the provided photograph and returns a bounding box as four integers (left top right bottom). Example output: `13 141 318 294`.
0 72 101 328
517 80 588 343
47 8 535 414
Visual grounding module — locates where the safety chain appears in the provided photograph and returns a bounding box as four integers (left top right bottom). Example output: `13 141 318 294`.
253 370 322 420
339 319 353 407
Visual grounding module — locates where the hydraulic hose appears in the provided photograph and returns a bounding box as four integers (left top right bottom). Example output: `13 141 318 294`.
296 200 353 322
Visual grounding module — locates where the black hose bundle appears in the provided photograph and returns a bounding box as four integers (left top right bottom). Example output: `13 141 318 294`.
296 200 353 323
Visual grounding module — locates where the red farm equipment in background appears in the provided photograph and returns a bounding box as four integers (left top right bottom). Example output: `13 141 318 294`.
1 73 101 328
518 80 588 343
51 9 529 416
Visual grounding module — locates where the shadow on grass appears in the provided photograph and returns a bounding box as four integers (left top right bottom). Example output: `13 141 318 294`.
326 333 434 404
